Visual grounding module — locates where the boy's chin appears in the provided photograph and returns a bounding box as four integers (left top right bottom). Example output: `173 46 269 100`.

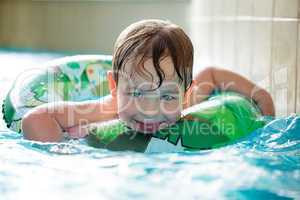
126 119 177 134
130 121 163 134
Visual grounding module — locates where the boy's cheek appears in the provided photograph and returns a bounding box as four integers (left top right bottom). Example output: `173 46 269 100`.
161 101 182 115
118 98 137 116
118 109 136 126
117 94 131 108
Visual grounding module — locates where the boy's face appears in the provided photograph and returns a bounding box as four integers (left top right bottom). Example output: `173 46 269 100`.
115 56 186 133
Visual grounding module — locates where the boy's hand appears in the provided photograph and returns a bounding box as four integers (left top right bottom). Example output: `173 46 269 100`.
66 125 89 139
252 89 275 116
190 67 275 116
22 95 118 142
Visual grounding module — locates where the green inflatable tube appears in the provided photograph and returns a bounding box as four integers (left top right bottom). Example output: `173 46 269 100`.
86 91 266 152
2 55 266 152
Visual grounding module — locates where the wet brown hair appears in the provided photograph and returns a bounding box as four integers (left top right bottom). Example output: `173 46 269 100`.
112 19 193 91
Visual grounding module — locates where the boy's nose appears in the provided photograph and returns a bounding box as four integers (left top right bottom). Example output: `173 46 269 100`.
142 108 160 117
136 98 160 116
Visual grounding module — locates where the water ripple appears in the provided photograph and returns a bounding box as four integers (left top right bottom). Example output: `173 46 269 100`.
0 115 299 199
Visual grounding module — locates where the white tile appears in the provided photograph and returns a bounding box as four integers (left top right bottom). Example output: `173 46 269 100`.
273 67 288 85
222 21 236 69
272 22 298 70
235 21 253 77
223 0 237 16
271 21 298 114
252 22 272 82
190 21 213 73
191 0 212 17
237 0 253 16
211 0 237 17
211 21 224 67
253 0 273 17
212 0 225 17
209 18 235 70
189 0 214 72
275 88 288 116
274 0 299 18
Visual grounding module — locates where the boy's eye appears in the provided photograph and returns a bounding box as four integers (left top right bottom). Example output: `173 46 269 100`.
129 91 143 97
161 94 176 101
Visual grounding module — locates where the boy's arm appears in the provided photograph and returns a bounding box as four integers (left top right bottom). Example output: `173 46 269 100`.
21 95 118 142
186 67 275 116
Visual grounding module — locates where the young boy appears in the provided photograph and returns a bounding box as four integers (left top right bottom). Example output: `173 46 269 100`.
21 19 275 142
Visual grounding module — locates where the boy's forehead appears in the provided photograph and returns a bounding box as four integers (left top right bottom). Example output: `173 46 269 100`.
122 79 182 92
120 56 178 83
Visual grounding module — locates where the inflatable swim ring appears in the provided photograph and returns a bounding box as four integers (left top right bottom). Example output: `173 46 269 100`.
86 91 265 152
2 55 112 132
2 55 266 152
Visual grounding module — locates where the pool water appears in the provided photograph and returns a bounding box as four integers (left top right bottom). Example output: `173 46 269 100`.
0 49 299 199
0 115 299 199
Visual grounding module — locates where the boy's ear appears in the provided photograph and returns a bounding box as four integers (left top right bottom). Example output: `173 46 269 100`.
107 70 117 98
